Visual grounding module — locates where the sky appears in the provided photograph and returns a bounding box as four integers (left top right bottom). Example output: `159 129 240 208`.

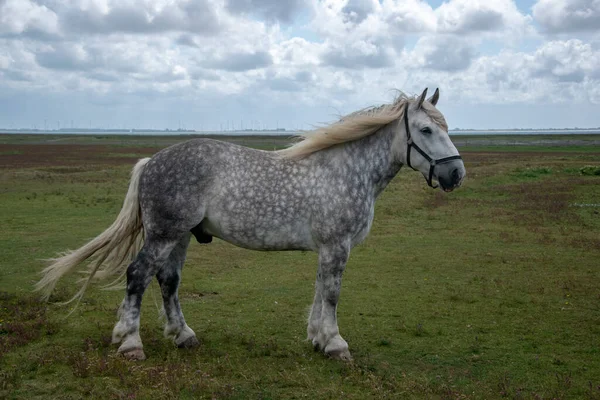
0 0 599 131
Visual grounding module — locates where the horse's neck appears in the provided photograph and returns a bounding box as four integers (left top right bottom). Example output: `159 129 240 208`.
315 122 403 197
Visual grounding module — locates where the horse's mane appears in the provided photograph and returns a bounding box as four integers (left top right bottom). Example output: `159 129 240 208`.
277 92 447 160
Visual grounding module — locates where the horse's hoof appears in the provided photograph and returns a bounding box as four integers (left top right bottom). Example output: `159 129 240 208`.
120 348 146 361
177 336 200 349
326 348 353 362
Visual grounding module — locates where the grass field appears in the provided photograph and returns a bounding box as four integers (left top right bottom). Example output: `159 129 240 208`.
1 134 599 399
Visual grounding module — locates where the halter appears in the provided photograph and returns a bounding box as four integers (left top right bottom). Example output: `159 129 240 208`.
404 105 462 188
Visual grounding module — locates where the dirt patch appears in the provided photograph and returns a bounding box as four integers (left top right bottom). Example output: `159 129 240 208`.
493 177 597 228
0 144 160 169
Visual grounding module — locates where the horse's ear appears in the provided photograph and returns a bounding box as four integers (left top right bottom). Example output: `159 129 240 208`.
417 88 428 109
427 88 439 106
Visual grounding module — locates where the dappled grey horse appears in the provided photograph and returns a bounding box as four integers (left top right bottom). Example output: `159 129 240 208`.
37 88 465 361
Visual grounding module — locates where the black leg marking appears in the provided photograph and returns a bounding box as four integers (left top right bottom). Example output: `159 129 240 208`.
112 235 182 359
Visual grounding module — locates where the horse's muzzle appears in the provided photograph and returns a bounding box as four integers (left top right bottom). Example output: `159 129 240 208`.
437 160 466 192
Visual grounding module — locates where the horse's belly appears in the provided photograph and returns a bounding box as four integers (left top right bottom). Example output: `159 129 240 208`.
200 215 315 251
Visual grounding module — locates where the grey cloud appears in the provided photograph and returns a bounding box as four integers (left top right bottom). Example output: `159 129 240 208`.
454 9 504 32
2 69 35 82
224 0 309 23
190 69 220 81
88 72 119 82
533 0 600 33
321 43 394 69
342 0 376 23
35 43 141 74
420 37 475 72
176 34 199 47
61 1 221 35
207 51 273 71
294 71 314 83
554 70 586 82
36 45 98 71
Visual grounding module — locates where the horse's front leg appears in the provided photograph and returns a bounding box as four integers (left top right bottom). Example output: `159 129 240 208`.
156 233 199 349
312 243 352 361
307 277 322 343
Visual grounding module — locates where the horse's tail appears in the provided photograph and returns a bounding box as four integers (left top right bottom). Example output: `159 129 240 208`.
35 157 151 304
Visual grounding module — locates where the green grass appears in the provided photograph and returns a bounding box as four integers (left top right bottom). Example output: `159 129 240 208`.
460 145 600 153
1 137 600 399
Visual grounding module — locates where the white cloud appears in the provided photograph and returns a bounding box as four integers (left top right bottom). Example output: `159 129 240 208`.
533 0 600 33
529 39 600 83
431 39 600 104
273 37 322 66
0 0 59 36
384 0 436 33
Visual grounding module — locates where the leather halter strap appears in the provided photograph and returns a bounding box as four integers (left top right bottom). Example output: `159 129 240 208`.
404 105 462 188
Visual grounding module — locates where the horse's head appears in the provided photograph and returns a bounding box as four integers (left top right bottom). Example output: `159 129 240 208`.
396 88 465 192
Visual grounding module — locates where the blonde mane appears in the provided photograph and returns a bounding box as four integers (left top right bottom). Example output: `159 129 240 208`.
277 92 448 160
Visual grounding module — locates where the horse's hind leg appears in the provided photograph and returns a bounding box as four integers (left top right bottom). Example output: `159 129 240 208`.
156 232 199 348
112 234 180 360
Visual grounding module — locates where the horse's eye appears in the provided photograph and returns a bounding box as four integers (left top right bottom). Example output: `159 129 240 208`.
420 127 432 134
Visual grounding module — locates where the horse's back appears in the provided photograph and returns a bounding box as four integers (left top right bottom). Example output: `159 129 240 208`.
137 137 371 251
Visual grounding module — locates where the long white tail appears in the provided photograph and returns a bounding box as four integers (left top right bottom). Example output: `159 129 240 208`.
36 157 151 303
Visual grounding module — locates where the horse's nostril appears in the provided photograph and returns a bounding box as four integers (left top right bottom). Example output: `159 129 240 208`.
451 168 460 184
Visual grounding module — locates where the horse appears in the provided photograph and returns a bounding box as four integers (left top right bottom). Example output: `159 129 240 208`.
36 88 466 361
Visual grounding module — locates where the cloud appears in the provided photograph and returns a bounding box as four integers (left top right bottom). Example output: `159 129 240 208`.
435 0 531 35
54 0 222 36
529 39 600 83
36 44 98 71
321 40 395 69
385 0 436 33
0 0 59 36
437 38 600 104
224 0 310 23
0 0 599 130
176 34 199 47
263 70 315 92
274 37 321 66
342 0 378 24
88 71 119 82
207 51 273 72
533 0 600 33
411 36 476 72
34 41 156 74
